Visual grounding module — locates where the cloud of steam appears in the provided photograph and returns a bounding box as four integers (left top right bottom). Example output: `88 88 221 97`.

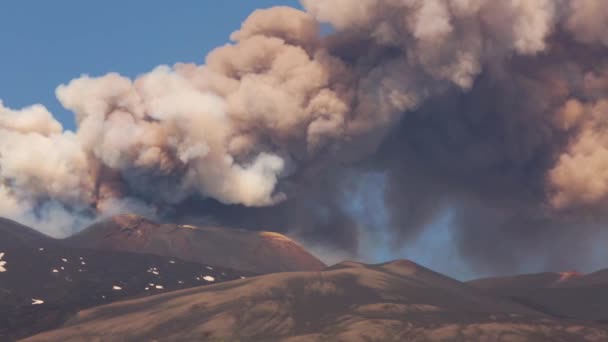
2 1 608 277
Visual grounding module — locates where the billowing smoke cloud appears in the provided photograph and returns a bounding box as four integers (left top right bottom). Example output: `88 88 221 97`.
2 1 608 277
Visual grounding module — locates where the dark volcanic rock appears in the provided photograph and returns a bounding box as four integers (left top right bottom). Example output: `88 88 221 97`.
0 218 252 341
65 214 326 274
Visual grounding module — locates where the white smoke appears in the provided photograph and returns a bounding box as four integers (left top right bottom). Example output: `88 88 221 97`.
2 0 608 241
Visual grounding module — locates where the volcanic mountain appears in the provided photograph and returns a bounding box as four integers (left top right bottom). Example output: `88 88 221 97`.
468 270 608 322
0 218 251 341
5 216 608 341
64 214 326 274
23 260 608 342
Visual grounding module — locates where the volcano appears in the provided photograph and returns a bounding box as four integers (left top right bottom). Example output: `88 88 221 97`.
22 260 608 341
64 214 326 274
4 216 608 341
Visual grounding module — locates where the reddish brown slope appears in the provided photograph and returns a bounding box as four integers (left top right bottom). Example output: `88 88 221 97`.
23 260 608 342
0 218 250 341
64 214 326 274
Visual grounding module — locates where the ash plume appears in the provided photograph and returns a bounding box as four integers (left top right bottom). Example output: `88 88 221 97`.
2 1 608 277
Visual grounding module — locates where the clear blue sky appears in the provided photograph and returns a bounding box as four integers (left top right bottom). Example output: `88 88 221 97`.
0 0 300 130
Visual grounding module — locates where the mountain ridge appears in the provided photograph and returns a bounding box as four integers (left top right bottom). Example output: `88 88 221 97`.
63 213 326 274
23 259 608 342
0 217 253 341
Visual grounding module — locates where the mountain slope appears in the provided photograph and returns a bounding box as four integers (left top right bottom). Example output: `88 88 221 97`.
0 218 251 341
65 214 326 274
23 260 608 342
0 218 54 247
468 271 608 322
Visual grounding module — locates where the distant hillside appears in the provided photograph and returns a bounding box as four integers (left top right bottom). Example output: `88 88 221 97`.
468 271 608 322
64 214 326 274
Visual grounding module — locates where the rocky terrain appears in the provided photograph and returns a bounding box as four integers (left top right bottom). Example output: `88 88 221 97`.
3 216 608 341
65 214 326 274
468 270 608 323
0 217 254 341
23 260 608 342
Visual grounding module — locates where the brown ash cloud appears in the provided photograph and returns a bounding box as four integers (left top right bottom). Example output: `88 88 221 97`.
2 1 608 276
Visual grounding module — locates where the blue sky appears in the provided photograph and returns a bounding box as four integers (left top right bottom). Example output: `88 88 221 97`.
0 1 300 130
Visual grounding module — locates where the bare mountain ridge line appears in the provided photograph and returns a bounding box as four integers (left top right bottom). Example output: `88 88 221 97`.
467 270 608 323
0 218 253 341
3 216 608 341
23 259 608 342
63 213 326 274
0 215 322 341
